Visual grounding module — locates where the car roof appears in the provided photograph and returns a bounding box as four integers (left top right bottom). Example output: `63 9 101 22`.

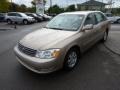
61 11 102 15
8 12 24 14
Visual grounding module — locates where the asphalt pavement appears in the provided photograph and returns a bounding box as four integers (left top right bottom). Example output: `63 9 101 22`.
104 24 120 55
0 23 120 90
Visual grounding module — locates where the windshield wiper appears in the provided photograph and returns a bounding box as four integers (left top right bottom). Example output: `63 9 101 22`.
50 27 63 30
44 27 63 30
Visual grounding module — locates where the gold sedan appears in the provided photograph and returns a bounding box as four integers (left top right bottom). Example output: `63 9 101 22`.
14 11 110 73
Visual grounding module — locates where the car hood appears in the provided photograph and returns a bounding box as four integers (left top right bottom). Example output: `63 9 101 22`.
20 28 76 50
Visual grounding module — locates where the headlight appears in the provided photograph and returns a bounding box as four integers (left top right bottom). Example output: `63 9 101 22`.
35 49 60 59
28 18 32 20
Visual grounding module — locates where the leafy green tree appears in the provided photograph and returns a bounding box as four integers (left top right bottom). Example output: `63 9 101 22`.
65 5 76 12
8 2 20 12
0 0 9 12
48 5 64 14
116 8 120 15
112 8 120 15
19 4 27 12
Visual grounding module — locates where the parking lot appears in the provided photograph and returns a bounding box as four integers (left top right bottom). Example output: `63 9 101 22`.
0 22 120 90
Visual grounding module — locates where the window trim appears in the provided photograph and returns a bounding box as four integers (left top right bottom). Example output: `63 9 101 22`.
84 13 97 26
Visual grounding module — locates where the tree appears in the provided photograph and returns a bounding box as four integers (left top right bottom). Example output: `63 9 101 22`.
47 5 64 14
31 1 36 7
111 7 120 15
65 5 76 12
19 4 27 12
0 0 9 12
8 2 20 12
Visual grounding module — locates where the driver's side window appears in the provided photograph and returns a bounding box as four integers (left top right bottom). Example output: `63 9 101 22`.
84 13 96 26
16 14 22 17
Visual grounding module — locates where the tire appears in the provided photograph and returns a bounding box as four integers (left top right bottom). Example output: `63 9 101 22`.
101 31 108 42
7 19 12 24
64 48 80 70
23 20 28 25
117 19 120 24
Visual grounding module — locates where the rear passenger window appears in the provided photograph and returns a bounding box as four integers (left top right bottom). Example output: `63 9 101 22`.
95 13 106 23
8 13 16 16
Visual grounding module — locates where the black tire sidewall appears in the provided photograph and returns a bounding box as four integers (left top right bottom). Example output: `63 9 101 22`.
101 31 108 42
103 31 108 41
64 48 79 70
23 20 28 25
7 19 12 24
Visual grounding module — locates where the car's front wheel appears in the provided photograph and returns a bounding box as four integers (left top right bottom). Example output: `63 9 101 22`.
64 48 80 70
7 19 12 24
23 20 28 25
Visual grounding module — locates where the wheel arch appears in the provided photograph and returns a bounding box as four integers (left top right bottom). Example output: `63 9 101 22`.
23 19 28 21
63 45 81 70
65 45 81 59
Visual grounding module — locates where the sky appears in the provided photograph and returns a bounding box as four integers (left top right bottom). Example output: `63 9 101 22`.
12 0 120 8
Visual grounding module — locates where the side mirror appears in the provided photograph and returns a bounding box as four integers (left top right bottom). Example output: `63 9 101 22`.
82 24 93 31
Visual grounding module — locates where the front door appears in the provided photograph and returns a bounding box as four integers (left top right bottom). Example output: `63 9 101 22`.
80 13 98 52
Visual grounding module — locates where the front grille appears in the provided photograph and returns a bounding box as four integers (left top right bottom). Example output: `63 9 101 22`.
18 43 37 57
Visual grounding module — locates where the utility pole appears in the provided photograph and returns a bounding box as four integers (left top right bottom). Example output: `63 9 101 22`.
11 0 17 29
50 0 52 8
108 0 113 13
75 0 78 10
11 0 13 11
50 0 52 15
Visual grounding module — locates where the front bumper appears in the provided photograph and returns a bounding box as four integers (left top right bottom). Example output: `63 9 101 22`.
14 46 61 74
28 19 35 23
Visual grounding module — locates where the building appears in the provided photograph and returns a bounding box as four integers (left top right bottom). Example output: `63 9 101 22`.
77 0 107 11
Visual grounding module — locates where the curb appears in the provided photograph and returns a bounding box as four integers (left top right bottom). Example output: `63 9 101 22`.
0 28 15 31
104 43 120 56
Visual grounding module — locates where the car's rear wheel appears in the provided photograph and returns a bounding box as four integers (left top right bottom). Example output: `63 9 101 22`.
102 31 108 42
64 48 80 70
7 19 12 24
23 20 28 25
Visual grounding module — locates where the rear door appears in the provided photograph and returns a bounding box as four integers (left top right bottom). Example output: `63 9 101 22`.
94 12 108 40
15 13 23 23
8 13 17 22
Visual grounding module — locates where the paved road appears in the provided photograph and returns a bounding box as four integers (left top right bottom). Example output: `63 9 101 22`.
0 23 120 90
110 24 120 31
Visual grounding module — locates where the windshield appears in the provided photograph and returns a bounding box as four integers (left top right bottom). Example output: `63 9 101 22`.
46 14 84 31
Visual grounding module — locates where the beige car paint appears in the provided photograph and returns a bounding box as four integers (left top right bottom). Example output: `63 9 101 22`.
14 11 110 73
